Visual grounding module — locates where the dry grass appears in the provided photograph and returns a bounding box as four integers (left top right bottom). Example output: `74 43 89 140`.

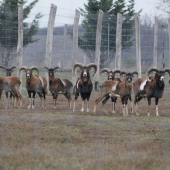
0 86 170 170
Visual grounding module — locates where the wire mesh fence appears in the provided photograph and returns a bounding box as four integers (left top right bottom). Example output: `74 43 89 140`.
0 3 170 169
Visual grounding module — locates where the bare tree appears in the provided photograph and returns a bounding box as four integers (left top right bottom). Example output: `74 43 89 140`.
155 0 170 18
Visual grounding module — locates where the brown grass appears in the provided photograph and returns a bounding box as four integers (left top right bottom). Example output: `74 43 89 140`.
0 86 170 170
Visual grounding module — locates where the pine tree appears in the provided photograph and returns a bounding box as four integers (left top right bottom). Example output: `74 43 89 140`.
78 0 142 68
0 0 42 66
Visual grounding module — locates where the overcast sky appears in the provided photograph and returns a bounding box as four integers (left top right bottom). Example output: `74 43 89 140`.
26 0 160 27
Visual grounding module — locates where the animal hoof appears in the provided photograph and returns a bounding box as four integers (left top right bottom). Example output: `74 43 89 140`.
86 110 90 112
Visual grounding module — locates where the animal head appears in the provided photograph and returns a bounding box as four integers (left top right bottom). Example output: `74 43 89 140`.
44 67 59 78
0 66 16 76
100 68 121 80
73 63 97 82
19 66 39 79
146 68 170 85
121 71 138 83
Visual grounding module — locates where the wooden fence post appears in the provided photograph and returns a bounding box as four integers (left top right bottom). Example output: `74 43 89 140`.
17 3 23 93
153 16 158 68
135 15 141 78
63 24 67 72
94 9 104 91
115 13 122 70
168 18 170 69
72 9 80 85
45 4 57 92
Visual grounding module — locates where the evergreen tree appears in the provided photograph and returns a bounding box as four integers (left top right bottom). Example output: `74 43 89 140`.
0 0 42 66
79 0 142 68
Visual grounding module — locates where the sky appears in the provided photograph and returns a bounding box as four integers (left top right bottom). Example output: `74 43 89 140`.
25 0 162 27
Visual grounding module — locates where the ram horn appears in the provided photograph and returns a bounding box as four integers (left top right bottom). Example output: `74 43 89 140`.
44 67 49 71
146 67 159 82
53 67 60 73
113 69 121 76
30 66 39 75
9 66 16 72
120 71 128 77
86 63 97 77
164 68 170 83
73 63 85 77
0 66 7 72
131 71 138 76
100 68 110 75
19 66 28 78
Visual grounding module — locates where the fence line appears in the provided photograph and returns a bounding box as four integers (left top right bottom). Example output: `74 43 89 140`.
115 13 122 70
94 9 104 91
17 3 23 92
153 16 158 68
135 15 141 78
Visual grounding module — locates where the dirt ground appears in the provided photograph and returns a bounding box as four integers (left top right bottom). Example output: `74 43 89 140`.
0 87 170 170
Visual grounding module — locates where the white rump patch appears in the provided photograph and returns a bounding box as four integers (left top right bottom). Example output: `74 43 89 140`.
112 83 118 91
61 79 66 86
39 77 44 87
77 80 80 88
140 80 147 91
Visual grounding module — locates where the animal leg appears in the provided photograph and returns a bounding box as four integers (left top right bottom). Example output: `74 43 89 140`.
121 97 126 116
134 95 142 116
81 100 85 112
129 96 133 114
43 91 46 109
28 91 31 109
155 98 159 116
31 92 36 109
86 93 91 112
73 92 79 112
111 97 117 114
63 92 72 108
147 97 151 116
93 93 108 113
102 94 110 115
5 92 9 109
125 98 128 116
53 93 58 109
37 92 43 109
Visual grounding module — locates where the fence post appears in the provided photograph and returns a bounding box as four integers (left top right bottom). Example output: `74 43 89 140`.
135 15 141 78
45 4 57 92
17 3 23 93
153 16 158 68
168 18 170 69
115 13 122 70
72 9 80 85
63 24 67 72
94 9 104 91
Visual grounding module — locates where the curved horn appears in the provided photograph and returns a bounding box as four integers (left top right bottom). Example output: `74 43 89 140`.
100 68 110 75
164 68 170 83
19 66 28 78
112 69 121 75
9 66 16 72
131 71 138 77
0 66 7 72
146 67 159 82
120 71 128 77
53 67 60 73
44 67 49 71
86 63 97 77
30 66 39 75
73 63 85 77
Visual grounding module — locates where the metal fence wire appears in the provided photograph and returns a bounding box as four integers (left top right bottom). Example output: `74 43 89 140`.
0 3 170 169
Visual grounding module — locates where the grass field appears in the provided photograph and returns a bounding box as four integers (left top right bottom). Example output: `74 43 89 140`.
0 81 170 170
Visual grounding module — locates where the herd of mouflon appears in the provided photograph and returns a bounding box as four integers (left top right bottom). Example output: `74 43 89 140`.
0 65 170 116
